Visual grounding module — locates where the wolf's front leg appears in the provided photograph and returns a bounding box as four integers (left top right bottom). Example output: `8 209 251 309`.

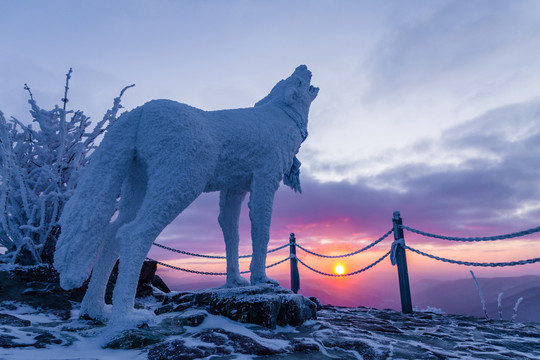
219 189 250 287
248 176 279 285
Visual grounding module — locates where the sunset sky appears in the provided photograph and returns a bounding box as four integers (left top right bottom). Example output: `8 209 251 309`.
3 0 540 309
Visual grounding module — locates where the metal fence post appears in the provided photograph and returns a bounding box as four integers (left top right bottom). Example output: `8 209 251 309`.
289 233 300 294
392 211 413 313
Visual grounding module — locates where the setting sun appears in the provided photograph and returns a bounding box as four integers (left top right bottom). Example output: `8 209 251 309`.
335 264 345 275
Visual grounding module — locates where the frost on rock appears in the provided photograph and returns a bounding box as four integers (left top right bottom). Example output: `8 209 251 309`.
53 65 319 324
2 276 540 359
156 284 317 329
2 296 540 359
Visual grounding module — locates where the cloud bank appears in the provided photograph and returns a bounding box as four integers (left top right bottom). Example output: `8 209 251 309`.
152 96 540 264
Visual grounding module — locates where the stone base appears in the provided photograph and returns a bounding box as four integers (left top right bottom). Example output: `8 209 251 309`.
0 261 170 319
0 265 81 320
156 284 317 329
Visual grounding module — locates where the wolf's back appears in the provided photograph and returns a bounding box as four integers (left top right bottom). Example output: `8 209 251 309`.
54 107 141 289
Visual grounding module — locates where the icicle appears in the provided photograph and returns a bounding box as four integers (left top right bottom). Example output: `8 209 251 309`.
283 156 302 193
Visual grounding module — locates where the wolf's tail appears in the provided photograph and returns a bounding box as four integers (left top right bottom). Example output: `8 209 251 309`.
54 107 142 289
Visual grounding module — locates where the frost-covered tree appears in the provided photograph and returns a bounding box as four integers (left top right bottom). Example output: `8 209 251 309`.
0 68 133 265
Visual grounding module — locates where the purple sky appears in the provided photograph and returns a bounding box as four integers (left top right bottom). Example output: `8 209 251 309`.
3 0 540 305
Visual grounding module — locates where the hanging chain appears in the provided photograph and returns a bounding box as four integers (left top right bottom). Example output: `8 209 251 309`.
404 246 540 267
295 251 390 277
401 225 540 242
152 241 291 259
147 256 291 275
295 229 393 258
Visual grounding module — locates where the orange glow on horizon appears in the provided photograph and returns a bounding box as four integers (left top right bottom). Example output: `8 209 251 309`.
150 234 540 309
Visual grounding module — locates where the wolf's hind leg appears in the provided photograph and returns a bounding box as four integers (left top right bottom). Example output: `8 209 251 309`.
111 164 210 325
79 236 119 321
219 189 249 287
80 162 147 321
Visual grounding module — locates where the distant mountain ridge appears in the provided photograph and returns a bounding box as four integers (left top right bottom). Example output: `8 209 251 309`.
413 275 540 322
164 274 540 322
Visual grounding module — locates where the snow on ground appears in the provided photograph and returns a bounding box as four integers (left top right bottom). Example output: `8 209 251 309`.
1 295 540 360
0 341 147 360
0 303 147 360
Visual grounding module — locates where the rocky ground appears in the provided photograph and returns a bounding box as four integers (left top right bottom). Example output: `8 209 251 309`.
1 264 539 359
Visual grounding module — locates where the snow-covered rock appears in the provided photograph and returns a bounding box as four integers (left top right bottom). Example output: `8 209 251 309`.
0 264 81 320
157 284 317 329
0 261 169 322
1 297 540 359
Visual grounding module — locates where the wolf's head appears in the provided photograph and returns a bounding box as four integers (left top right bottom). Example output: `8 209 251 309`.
255 65 319 130
285 64 319 104
256 66 318 193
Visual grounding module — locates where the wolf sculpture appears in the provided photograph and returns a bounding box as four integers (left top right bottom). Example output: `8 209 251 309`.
53 65 319 323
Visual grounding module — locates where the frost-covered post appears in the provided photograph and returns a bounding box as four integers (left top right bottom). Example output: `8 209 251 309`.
391 211 412 313
470 270 488 319
289 233 300 294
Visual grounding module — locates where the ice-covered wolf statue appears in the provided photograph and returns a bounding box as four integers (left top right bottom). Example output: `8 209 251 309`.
54 65 318 324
